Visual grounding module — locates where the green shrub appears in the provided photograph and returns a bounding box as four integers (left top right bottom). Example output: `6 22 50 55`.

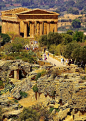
6 100 13 105
81 76 86 80
56 108 60 112
18 107 40 121
4 83 15 92
20 91 28 98
72 19 81 28
0 33 10 45
15 56 21 59
49 107 54 113
5 55 14 60
35 72 41 81
0 80 4 88
41 70 46 76
33 84 38 92
13 99 18 103
22 57 28 62
0 107 3 121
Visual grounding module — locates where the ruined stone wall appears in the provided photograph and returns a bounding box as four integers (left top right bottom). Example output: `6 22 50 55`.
37 68 86 111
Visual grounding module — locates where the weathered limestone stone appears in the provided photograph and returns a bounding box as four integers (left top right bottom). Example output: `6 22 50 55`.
64 115 73 121
58 108 70 120
3 109 23 118
37 67 86 112
54 104 60 108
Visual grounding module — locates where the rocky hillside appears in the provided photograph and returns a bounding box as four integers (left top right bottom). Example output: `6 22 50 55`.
0 59 86 120
0 0 86 15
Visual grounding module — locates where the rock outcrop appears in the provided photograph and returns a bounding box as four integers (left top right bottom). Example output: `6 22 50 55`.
37 67 86 111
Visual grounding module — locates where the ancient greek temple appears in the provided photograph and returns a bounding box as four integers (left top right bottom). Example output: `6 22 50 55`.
1 7 59 38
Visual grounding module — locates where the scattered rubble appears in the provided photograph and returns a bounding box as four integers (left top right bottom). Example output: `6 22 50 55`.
0 60 86 121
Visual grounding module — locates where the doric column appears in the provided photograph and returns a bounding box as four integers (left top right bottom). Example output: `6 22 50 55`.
47 22 50 35
44 22 47 35
4 21 7 33
50 22 53 32
32 21 35 37
30 22 32 37
2 21 6 33
54 21 57 32
37 22 40 36
40 22 43 36
14 70 19 80
24 22 27 38
8 22 10 32
2 21 4 33
35 21 37 35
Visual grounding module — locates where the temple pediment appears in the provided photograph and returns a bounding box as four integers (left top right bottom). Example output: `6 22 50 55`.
17 9 59 15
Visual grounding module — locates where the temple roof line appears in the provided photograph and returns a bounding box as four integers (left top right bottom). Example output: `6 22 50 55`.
1 7 29 13
18 14 59 15
1 7 59 16
16 8 58 15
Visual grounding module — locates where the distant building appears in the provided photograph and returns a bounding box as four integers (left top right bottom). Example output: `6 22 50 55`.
5 4 11 7
1 7 59 38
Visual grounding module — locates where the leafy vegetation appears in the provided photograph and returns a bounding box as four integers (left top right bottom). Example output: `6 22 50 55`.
35 70 46 81
3 37 29 53
49 107 54 113
0 83 15 95
67 7 79 15
20 91 28 98
0 107 3 121
13 99 18 103
39 32 64 49
0 49 37 63
49 107 59 113
0 80 4 89
38 30 86 64
17 105 52 121
0 33 10 46
0 33 37 64
72 19 81 28
67 30 74 35
35 72 41 81
33 84 38 92
17 107 40 121
73 31 83 42
63 42 80 59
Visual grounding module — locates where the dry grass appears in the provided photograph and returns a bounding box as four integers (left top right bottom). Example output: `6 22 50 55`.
58 14 85 28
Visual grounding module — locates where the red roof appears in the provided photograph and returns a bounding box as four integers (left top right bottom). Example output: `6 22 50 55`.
5 4 11 7
12 4 22 7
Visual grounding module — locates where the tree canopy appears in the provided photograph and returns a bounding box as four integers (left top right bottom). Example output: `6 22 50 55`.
73 31 84 42
0 33 10 45
63 42 80 59
72 19 81 28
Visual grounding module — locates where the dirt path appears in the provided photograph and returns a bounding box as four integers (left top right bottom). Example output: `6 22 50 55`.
43 54 66 67
19 89 49 107
19 89 37 107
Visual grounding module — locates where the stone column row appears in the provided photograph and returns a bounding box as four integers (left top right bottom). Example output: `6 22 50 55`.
24 21 58 38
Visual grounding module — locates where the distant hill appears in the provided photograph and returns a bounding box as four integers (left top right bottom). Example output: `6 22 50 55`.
0 0 86 15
